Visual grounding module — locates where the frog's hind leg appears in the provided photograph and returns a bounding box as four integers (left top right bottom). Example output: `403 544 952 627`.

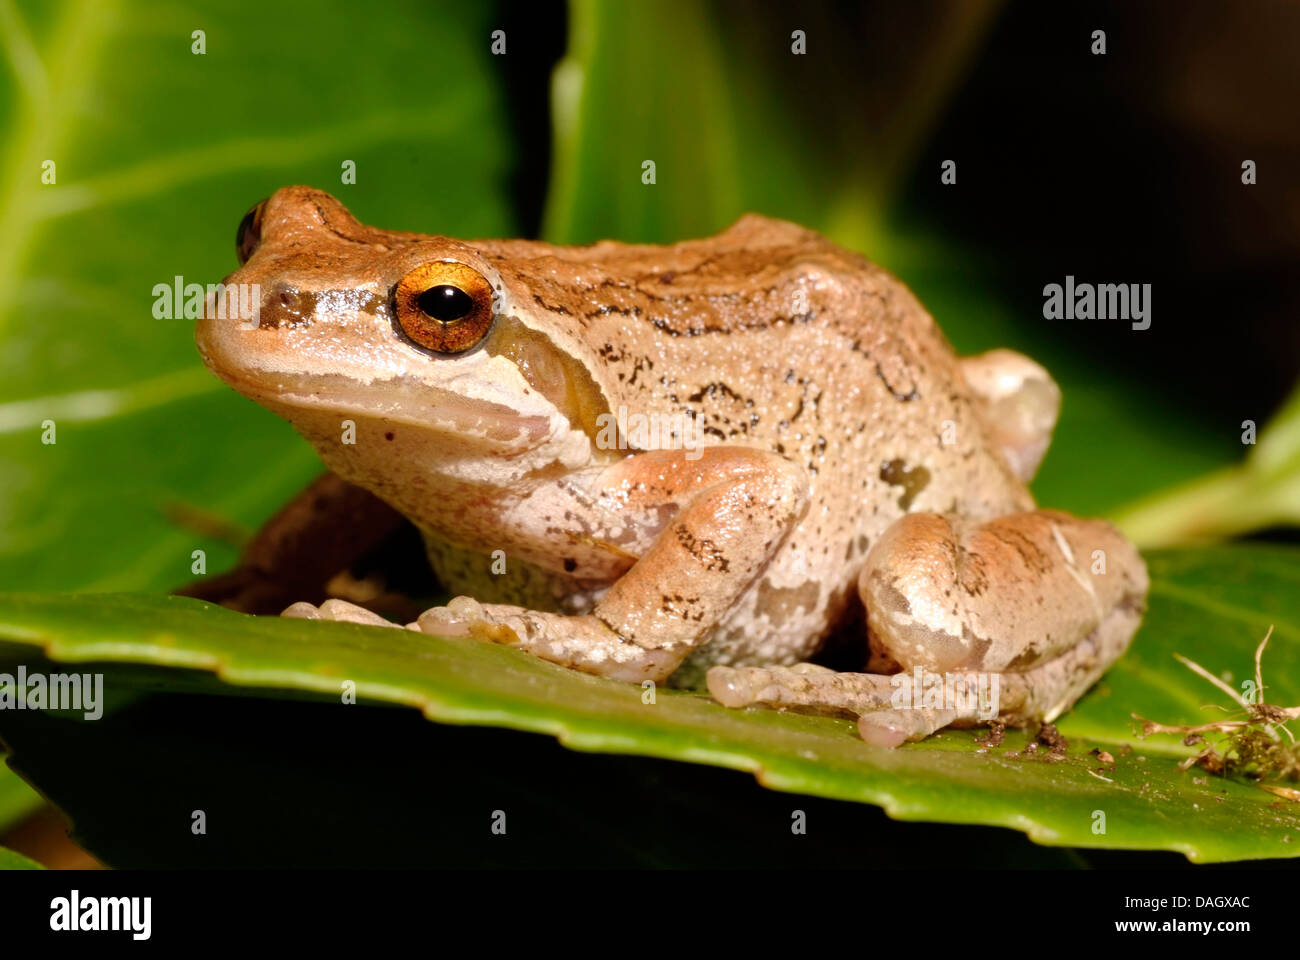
709 508 1148 747
708 604 1139 748
858 510 1147 682
708 661 889 717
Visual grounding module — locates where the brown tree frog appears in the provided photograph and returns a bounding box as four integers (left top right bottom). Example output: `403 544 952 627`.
196 187 1148 747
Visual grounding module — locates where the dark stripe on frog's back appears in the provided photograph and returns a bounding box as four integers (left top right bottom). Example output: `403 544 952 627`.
473 218 841 451
482 214 942 358
483 218 952 415
483 218 839 333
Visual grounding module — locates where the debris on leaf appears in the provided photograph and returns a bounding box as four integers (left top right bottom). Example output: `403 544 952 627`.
1260 784 1300 802
974 719 1006 752
1091 747 1116 767
1133 627 1300 782
1037 722 1069 759
987 719 1007 747
1002 722 1069 762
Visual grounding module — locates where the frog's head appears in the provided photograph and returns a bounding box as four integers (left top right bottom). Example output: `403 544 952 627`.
196 186 610 495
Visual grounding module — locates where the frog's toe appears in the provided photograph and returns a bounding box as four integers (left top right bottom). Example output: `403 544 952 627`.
706 664 895 717
705 666 757 708
788 662 836 676
414 597 490 639
417 601 681 682
282 598 401 629
282 601 321 620
857 709 959 748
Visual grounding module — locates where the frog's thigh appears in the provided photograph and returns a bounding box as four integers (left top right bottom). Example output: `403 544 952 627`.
417 448 810 683
959 349 1061 482
859 510 1147 675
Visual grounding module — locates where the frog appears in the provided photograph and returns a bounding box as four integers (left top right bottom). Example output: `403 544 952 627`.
195 185 1148 747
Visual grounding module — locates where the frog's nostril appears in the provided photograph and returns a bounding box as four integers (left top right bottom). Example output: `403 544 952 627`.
236 198 268 265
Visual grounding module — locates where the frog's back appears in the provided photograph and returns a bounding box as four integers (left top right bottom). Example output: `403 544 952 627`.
481 213 959 431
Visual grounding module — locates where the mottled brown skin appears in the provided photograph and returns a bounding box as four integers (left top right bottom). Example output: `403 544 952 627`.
198 186 1148 746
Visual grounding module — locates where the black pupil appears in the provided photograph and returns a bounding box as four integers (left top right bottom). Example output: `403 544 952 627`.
418 284 474 322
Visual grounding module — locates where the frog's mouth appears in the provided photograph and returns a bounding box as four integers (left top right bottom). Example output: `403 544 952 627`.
203 361 556 451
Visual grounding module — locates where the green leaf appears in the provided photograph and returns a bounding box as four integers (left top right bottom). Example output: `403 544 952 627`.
0 844 43 870
0 0 518 594
1111 382 1300 547
2 544 1299 863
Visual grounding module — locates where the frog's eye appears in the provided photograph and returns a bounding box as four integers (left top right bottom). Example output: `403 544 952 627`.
393 262 496 354
236 198 268 265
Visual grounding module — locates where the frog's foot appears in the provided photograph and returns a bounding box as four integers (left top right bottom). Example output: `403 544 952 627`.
414 597 681 683
706 663 965 747
707 663 893 718
282 598 406 628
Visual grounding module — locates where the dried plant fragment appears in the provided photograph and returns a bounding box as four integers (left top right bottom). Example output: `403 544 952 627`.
1133 627 1300 782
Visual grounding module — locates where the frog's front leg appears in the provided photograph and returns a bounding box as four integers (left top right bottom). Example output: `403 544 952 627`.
709 510 1148 746
419 448 808 681
298 448 809 684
